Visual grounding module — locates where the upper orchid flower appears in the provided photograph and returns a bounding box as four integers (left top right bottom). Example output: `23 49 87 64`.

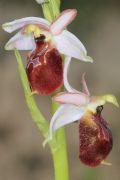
47 62 118 166
2 9 93 95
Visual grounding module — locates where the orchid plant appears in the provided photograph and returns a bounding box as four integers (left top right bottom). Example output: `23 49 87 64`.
2 0 118 180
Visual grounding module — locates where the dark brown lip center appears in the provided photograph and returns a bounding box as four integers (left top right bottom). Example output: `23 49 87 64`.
96 105 103 115
35 34 46 42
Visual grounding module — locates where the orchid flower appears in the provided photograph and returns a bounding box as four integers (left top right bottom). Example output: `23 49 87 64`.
2 9 93 95
47 60 118 166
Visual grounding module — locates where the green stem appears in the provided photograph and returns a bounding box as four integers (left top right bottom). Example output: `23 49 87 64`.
52 128 69 180
51 102 69 180
42 0 60 22
42 3 54 22
50 0 60 18
55 0 60 9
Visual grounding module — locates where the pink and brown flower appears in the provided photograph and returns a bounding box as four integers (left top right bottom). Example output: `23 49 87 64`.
47 72 118 166
2 9 93 95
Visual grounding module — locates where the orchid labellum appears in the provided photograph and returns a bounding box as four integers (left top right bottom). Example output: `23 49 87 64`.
2 9 92 95
47 66 118 166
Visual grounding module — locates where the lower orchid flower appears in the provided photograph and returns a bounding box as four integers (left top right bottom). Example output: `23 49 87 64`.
47 61 119 166
2 9 93 95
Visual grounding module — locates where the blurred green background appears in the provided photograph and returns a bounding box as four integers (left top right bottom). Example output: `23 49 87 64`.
0 0 120 180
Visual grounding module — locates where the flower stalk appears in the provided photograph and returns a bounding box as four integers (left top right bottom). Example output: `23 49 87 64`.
51 102 69 180
41 0 60 21
42 2 54 22
42 1 69 180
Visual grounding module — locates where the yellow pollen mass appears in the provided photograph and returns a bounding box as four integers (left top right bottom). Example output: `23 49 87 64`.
27 24 41 37
82 110 97 128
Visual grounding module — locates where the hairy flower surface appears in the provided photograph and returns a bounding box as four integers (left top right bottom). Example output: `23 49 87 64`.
2 9 92 95
47 69 118 166
79 105 113 166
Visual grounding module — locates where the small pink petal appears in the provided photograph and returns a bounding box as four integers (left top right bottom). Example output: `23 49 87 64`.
2 17 50 33
50 9 77 35
53 92 89 106
81 73 90 96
